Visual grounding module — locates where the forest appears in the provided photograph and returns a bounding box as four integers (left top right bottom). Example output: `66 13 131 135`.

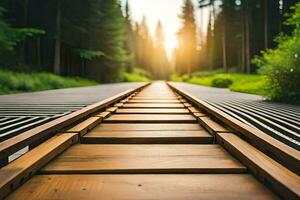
0 0 299 103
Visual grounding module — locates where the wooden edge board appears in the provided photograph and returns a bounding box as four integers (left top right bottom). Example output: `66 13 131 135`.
0 133 78 200
198 117 231 136
66 117 102 136
193 112 207 118
188 107 202 113
0 83 150 163
183 103 192 107
114 103 124 107
167 82 300 175
216 133 300 200
106 107 118 113
95 111 111 119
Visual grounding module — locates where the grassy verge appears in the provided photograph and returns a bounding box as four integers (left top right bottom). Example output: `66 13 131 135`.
118 68 150 82
0 70 97 95
171 71 268 96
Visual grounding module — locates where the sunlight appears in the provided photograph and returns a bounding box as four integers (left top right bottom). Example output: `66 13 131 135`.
122 0 209 58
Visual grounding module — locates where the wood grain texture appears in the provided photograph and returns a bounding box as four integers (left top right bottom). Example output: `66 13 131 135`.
82 130 213 144
127 100 181 103
7 174 278 200
66 117 101 136
106 107 118 113
115 108 190 114
217 133 300 200
122 103 185 108
94 111 111 119
198 117 231 135
104 114 196 123
0 83 148 162
0 133 78 199
168 82 300 175
92 123 203 131
132 97 179 100
41 144 246 174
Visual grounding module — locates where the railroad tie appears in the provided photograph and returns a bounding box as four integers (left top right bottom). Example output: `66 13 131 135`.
1 82 299 200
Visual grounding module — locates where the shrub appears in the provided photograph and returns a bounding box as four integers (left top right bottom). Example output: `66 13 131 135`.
117 68 150 82
211 75 233 88
0 70 97 94
253 3 300 104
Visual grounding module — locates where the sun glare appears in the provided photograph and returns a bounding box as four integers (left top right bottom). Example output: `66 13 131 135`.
122 0 208 59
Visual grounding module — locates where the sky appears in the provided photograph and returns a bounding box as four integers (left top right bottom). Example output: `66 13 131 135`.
121 0 209 57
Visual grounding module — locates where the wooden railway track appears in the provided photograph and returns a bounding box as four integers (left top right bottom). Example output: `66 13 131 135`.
0 82 299 199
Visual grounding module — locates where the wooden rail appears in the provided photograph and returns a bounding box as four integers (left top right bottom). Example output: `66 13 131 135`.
0 83 149 166
0 81 299 200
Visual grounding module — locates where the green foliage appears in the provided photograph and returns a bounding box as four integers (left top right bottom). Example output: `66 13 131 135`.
173 71 267 95
253 3 300 104
117 68 150 82
211 75 233 88
77 49 105 60
0 70 96 94
0 7 44 52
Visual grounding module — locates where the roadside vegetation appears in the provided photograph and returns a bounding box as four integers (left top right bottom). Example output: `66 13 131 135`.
171 70 268 96
0 68 149 95
253 3 300 104
0 70 97 94
172 3 300 105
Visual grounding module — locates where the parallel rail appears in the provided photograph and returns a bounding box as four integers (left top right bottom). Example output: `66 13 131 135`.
0 82 299 200
169 83 300 150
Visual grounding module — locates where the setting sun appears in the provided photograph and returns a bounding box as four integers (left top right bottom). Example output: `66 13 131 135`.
122 0 208 57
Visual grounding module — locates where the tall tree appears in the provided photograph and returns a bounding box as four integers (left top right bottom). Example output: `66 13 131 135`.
153 21 171 79
86 0 127 82
124 0 135 72
176 0 197 75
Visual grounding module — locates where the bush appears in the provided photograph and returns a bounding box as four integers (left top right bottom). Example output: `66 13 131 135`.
117 68 150 82
253 3 300 104
211 75 233 88
0 70 97 94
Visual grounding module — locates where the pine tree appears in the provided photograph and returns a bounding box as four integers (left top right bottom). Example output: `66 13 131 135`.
124 0 135 72
153 21 171 79
176 0 197 75
86 0 127 82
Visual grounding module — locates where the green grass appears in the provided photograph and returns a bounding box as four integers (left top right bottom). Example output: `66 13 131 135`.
118 68 150 82
0 70 97 95
172 71 268 96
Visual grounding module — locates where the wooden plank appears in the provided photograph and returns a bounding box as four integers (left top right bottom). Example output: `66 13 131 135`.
7 174 278 200
168 83 300 174
114 103 124 107
41 144 246 174
92 123 203 131
82 130 213 144
183 103 192 107
217 133 300 200
127 100 181 103
198 117 231 135
188 107 202 113
106 107 118 113
66 117 101 136
115 108 190 114
94 111 111 119
193 112 207 117
122 103 185 108
0 84 148 162
104 114 196 123
0 133 78 200
132 97 179 100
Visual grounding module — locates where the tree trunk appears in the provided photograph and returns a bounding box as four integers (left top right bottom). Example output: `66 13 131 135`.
264 0 268 49
245 6 251 74
54 0 62 75
221 14 227 73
